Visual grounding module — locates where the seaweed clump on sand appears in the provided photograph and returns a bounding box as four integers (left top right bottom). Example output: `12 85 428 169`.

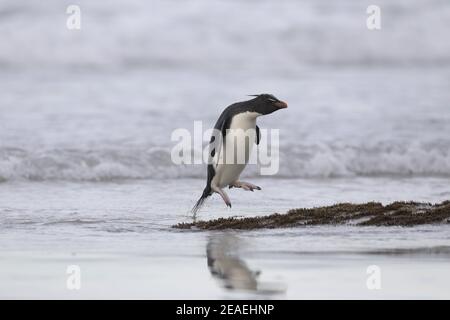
173 200 450 230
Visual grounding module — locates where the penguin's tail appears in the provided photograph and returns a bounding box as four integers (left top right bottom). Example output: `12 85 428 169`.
192 186 211 216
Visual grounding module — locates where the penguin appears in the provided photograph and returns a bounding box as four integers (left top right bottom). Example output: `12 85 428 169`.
192 94 288 215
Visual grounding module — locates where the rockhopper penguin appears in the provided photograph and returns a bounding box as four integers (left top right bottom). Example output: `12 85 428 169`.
192 94 288 215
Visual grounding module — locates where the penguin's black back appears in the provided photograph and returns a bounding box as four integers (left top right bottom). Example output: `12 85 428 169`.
212 101 255 134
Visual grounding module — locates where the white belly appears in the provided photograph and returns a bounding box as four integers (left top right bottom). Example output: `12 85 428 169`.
212 112 260 188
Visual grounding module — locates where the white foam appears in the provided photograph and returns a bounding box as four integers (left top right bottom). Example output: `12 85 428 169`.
1 141 450 182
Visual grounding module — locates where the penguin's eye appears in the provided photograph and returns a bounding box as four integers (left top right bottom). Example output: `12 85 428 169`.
268 98 277 102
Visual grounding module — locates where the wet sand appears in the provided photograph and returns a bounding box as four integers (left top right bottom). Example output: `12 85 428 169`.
174 200 450 230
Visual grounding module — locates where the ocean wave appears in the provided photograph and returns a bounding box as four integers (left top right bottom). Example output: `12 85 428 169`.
0 0 449 72
1 142 450 182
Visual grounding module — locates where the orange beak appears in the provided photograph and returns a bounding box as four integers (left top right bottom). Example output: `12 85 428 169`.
275 101 288 109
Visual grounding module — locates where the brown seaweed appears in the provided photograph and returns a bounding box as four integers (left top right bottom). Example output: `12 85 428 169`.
173 200 450 230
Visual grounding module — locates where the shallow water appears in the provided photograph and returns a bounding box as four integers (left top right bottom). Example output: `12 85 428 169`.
1 178 450 299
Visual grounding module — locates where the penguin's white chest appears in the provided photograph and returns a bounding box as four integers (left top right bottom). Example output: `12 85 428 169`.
212 112 260 188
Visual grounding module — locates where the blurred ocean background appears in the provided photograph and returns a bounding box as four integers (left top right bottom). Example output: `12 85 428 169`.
1 0 450 298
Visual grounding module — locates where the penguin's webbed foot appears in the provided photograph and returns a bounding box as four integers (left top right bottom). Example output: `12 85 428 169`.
230 181 261 192
211 185 232 209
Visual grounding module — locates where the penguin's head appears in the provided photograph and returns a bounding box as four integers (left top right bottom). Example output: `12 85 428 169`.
249 94 288 115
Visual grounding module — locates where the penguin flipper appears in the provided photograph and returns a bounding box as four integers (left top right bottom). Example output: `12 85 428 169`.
209 115 230 160
256 125 261 145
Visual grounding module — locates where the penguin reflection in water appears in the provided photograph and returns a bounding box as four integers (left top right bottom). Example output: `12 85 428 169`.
207 235 287 293
192 94 288 215
207 235 260 291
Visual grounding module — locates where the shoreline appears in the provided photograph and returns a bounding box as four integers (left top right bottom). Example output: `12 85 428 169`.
173 200 450 230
